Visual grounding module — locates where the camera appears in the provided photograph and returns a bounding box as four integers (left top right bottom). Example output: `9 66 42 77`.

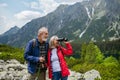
57 38 68 42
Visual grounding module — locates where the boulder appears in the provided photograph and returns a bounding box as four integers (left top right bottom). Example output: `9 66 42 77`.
0 60 4 65
84 69 101 80
6 59 20 64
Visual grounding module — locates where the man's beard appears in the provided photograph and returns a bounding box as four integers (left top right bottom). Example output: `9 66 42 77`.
42 36 47 42
42 38 47 41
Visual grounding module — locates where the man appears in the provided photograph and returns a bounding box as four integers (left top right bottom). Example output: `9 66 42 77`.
24 27 49 80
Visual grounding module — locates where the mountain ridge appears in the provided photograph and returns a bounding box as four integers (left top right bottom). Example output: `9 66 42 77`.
0 0 120 47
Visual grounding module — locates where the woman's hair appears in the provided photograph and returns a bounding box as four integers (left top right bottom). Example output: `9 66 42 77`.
49 35 58 48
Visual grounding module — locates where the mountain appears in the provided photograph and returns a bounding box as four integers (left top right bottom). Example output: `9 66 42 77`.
0 0 120 47
1 26 20 36
57 0 120 42
0 26 20 45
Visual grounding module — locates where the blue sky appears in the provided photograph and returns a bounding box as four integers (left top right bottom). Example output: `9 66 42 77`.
0 0 83 34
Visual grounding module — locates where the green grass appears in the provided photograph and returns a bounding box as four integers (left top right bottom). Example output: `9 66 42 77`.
0 44 24 63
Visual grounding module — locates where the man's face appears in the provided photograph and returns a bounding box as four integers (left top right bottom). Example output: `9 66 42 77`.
38 30 48 42
42 31 48 41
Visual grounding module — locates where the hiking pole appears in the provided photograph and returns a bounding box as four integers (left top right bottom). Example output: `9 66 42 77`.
35 67 40 80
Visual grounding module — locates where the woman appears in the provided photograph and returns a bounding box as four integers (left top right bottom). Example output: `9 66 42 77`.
47 36 73 80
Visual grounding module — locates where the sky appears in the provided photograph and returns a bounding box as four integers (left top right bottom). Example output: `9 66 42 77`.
0 0 84 35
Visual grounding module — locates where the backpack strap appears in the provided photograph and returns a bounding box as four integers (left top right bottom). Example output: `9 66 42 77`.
32 39 36 48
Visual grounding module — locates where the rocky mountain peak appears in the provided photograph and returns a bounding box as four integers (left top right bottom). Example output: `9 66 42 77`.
1 26 20 36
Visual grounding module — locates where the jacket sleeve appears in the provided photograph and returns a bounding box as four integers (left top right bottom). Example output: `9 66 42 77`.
24 40 39 63
61 42 73 56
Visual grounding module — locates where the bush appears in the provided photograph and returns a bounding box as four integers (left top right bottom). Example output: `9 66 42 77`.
65 57 81 68
0 44 25 63
103 56 119 67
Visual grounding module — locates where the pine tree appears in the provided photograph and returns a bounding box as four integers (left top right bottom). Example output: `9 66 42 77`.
81 42 104 64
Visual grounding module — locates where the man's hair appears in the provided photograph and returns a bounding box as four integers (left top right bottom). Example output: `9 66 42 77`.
49 35 58 48
38 27 48 36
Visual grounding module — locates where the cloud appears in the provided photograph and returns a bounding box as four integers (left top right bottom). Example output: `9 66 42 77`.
56 0 83 2
14 10 42 20
56 0 83 4
39 0 59 14
0 3 8 8
30 1 40 10
0 16 16 34
13 10 44 30
0 16 6 26
24 0 83 15
0 10 43 34
22 0 59 15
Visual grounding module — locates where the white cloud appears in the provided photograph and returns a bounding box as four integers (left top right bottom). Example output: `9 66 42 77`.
23 1 40 10
13 10 45 30
0 16 15 34
30 2 39 10
0 3 8 8
14 10 42 20
22 0 59 15
59 0 83 2
0 10 43 34
56 0 83 4
38 0 59 14
26 0 84 15
0 16 6 26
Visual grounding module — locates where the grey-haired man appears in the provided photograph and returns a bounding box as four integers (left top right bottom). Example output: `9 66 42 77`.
24 27 49 80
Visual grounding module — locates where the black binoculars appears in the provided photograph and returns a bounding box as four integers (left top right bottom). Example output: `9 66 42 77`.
57 38 68 42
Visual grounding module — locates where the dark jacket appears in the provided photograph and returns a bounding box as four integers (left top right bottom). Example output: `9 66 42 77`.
24 38 49 74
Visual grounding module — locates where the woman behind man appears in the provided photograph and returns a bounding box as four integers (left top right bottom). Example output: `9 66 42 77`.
47 36 73 80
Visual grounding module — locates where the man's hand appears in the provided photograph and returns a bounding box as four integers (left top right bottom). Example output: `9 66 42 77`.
39 56 45 62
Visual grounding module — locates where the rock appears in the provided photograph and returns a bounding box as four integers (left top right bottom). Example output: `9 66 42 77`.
0 60 4 65
6 59 20 64
0 59 28 80
22 74 30 80
84 69 101 80
6 64 27 71
0 71 7 80
69 70 82 80
8 68 14 71
69 69 101 80
0 65 4 72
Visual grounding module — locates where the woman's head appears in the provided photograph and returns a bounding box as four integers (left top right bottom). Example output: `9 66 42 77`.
49 35 59 48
